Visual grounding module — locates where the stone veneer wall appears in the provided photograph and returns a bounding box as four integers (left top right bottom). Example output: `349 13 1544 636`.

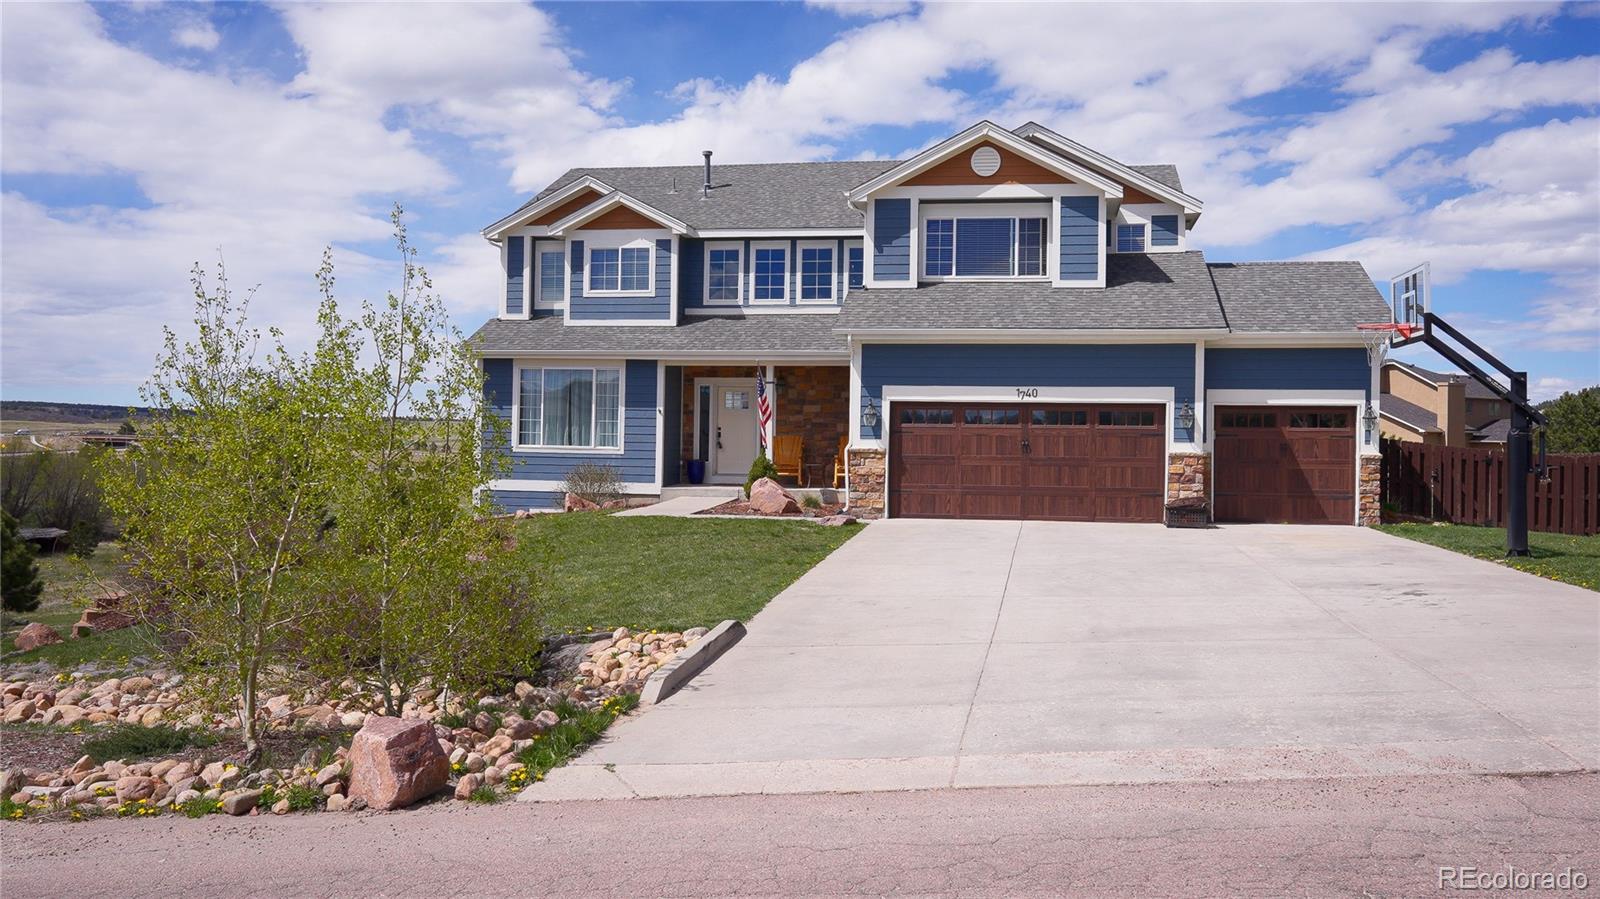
1359 453 1382 526
775 366 850 484
846 447 885 519
1167 452 1209 503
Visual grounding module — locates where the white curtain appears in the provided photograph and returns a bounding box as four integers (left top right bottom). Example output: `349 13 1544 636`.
595 370 620 447
543 368 593 446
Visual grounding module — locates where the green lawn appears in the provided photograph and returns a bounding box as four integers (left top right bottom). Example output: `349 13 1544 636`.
518 513 859 632
2 543 157 670
1376 523 1599 591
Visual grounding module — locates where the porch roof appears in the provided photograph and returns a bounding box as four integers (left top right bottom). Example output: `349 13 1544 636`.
469 314 849 360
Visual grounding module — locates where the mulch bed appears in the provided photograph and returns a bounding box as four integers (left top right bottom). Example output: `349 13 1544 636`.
698 499 847 518
0 723 354 772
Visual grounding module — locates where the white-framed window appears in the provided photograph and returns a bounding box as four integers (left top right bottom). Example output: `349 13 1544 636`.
750 241 789 304
535 245 565 308
1115 224 1146 253
515 365 623 450
920 203 1050 280
703 241 742 305
582 234 655 297
797 240 836 303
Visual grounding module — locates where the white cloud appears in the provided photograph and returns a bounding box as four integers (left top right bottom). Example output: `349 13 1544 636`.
1530 376 1592 403
171 20 220 51
804 0 915 19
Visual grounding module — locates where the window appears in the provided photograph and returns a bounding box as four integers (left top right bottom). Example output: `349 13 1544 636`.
706 245 741 304
1288 412 1349 429
847 246 864 291
587 245 651 293
515 366 622 449
1220 411 1277 428
899 408 954 425
964 408 1020 425
1116 224 1146 253
723 390 749 410
800 245 834 302
537 249 564 305
752 245 787 302
923 214 1049 278
1032 409 1088 426
1098 409 1156 427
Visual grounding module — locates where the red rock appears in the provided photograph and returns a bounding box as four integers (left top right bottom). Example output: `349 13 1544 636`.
748 478 800 515
564 493 600 512
346 716 449 811
71 607 136 639
13 623 63 652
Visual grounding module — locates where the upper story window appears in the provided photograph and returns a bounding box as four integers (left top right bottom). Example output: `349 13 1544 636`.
799 243 835 303
1115 224 1146 253
536 248 564 305
752 243 788 303
516 366 622 450
705 243 741 304
922 208 1048 279
588 245 651 294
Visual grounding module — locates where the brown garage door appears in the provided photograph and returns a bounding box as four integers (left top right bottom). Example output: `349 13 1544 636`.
888 403 1166 522
1213 406 1356 525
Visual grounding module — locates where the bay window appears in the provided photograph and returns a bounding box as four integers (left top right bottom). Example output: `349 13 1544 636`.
516 366 622 449
921 206 1049 279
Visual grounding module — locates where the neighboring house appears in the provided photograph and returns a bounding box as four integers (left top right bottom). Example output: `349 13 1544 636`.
470 121 1391 526
1380 360 1510 447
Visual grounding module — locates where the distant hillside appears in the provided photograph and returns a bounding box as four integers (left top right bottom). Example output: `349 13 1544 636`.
0 401 159 424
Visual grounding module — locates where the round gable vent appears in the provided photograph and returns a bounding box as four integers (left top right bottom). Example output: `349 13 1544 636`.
970 146 1002 177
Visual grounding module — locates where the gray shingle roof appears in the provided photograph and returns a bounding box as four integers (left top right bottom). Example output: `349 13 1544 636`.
468 314 848 358
1387 360 1502 399
1472 418 1511 443
1380 394 1439 432
1207 261 1390 332
500 161 1187 232
834 252 1227 331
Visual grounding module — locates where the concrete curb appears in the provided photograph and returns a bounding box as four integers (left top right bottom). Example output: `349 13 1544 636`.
640 618 746 705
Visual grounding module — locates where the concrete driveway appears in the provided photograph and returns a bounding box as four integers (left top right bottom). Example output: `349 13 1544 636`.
526 521 1598 801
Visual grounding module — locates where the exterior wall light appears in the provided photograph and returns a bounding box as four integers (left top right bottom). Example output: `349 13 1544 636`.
1363 402 1378 442
861 398 880 432
1176 401 1195 432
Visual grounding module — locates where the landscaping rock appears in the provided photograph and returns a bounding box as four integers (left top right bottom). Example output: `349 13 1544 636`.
13 623 63 652
454 773 483 800
531 709 560 733
817 514 857 527
313 763 343 787
221 788 262 816
748 478 800 515
346 716 449 811
114 776 155 803
272 798 291 815
4 700 36 723
564 493 600 512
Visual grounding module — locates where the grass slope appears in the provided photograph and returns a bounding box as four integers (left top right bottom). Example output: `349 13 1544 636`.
520 513 858 632
1376 523 1599 591
2 544 155 669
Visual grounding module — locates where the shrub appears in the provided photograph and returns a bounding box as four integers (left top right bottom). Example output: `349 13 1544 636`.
560 463 622 505
743 452 779 498
2 510 43 614
82 724 216 763
800 494 822 510
68 520 100 559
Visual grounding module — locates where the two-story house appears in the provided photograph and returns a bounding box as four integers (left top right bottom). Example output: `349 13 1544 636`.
1380 360 1511 447
470 121 1391 526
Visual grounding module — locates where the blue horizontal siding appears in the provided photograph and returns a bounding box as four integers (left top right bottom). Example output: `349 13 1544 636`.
482 358 658 486
1206 348 1371 397
504 236 524 315
488 490 561 512
873 198 911 282
1059 196 1098 280
569 239 673 321
680 237 705 307
860 343 1195 442
1151 215 1179 247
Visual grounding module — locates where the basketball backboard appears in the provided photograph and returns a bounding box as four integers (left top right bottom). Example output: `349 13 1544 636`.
1390 262 1429 329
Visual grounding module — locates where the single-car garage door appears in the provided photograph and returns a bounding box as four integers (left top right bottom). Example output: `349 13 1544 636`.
888 403 1166 522
1214 405 1356 525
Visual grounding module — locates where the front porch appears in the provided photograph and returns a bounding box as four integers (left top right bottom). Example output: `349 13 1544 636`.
666 363 850 490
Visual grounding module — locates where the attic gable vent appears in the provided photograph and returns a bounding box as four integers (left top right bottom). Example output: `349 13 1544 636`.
970 146 1001 177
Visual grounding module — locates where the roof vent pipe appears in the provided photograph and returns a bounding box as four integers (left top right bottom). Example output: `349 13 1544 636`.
702 150 713 198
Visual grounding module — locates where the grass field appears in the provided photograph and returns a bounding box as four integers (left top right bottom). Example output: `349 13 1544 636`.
519 512 859 632
1 543 157 670
1376 523 1599 591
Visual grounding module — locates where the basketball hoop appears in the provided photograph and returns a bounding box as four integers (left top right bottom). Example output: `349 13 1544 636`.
1356 322 1417 366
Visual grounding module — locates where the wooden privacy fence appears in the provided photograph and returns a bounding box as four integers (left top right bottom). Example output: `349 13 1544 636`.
1381 440 1600 536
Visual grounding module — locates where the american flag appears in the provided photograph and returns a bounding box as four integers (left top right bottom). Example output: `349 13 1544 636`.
755 369 772 449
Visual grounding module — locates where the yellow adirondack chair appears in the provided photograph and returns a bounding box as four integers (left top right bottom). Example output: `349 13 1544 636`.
833 436 847 489
772 435 804 484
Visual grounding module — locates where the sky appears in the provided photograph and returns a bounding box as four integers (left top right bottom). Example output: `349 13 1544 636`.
2 0 1597 406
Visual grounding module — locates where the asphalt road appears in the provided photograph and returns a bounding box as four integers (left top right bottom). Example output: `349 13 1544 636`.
4 773 1596 897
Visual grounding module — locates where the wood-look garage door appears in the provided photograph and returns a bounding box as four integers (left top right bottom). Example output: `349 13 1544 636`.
1213 406 1356 525
888 403 1166 522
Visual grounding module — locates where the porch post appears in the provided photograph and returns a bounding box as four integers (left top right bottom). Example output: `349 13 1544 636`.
764 363 777 452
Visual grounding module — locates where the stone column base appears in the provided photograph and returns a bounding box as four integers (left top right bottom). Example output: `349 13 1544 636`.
845 446 885 519
1167 451 1210 504
1358 453 1382 526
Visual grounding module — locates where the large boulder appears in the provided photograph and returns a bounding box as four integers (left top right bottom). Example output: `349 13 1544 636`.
13 623 63 652
748 478 800 515
346 716 449 811
564 493 600 512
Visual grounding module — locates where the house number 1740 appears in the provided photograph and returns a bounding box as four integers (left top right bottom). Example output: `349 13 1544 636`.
1015 388 1039 399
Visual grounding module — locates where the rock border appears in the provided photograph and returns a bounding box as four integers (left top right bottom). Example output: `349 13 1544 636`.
639 619 746 705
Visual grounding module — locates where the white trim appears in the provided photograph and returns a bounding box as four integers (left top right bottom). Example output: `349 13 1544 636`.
918 204 1051 282
764 364 777 450
1194 341 1206 448
692 375 764 483
655 360 667 490
1207 332 1374 347
1014 122 1204 213
846 120 1124 203
581 232 657 298
532 240 565 312
796 239 839 304
697 228 862 238
1114 222 1147 254
848 338 863 447
1116 203 1186 254
684 306 840 316
510 361 627 454
482 175 614 239
748 240 791 305
488 478 657 495
498 238 511 318
842 328 1228 341
702 240 743 306
547 191 689 236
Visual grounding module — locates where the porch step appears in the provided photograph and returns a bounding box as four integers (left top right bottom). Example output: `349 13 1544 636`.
661 486 742 501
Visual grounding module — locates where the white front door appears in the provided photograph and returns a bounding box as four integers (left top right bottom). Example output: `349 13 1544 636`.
714 384 759 477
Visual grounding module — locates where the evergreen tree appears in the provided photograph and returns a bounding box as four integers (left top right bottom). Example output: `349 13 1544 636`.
2 510 43 615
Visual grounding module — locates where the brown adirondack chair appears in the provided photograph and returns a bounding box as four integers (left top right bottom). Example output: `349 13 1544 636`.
772 434 804 484
833 435 847 488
